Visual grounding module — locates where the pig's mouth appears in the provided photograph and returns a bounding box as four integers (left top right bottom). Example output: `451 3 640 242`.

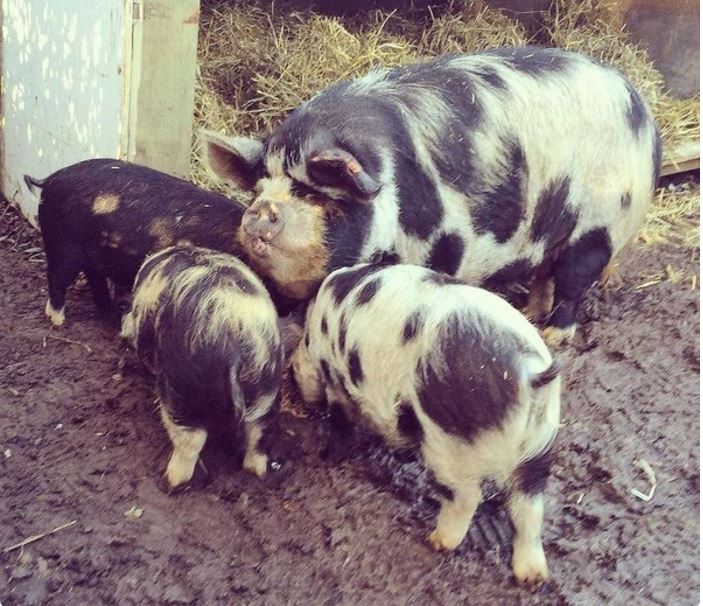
252 236 273 256
238 227 284 266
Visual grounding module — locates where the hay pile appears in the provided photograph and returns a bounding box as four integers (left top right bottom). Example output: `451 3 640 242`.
193 0 699 244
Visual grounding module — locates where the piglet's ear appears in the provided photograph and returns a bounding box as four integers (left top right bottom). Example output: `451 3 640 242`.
198 129 264 191
307 149 380 200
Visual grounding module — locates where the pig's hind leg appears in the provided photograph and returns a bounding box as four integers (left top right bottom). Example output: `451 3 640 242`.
427 479 483 552
507 449 553 585
423 440 483 551
241 392 278 478
43 244 84 326
159 405 208 489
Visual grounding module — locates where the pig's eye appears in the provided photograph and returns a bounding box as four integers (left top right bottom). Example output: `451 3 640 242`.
290 180 323 200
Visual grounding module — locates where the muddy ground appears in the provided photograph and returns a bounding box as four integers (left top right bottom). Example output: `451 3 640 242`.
0 199 699 605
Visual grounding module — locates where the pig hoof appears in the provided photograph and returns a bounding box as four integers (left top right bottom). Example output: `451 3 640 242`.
427 528 462 552
242 451 268 479
165 458 196 489
45 301 65 326
542 325 575 348
512 543 549 585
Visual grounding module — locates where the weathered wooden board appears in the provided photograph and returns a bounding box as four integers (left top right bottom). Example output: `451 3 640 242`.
129 0 200 178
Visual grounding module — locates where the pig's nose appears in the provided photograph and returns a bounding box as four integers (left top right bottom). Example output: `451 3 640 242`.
242 201 284 242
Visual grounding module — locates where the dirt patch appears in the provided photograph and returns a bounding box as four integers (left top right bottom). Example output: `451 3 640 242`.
0 203 699 605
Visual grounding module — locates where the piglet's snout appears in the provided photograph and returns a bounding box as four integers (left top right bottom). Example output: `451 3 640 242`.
242 201 285 245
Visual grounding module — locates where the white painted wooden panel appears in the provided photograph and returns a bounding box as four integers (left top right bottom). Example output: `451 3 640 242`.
2 0 127 225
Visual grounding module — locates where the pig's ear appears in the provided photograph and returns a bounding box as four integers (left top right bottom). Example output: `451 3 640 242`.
307 149 380 200
198 129 264 191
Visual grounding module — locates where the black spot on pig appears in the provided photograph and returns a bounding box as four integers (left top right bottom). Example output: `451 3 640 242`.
430 478 455 502
335 371 354 402
469 65 508 91
327 265 385 304
487 47 569 76
368 249 400 266
431 82 483 195
427 232 465 276
394 60 483 212
392 125 444 240
481 258 533 296
356 277 381 305
402 310 424 344
325 203 374 272
423 271 464 287
416 312 520 441
396 402 423 444
652 129 663 186
338 313 348 354
530 177 577 249
471 138 526 243
321 315 328 336
348 348 364 386
620 191 632 210
624 80 647 134
320 359 333 384
513 447 554 495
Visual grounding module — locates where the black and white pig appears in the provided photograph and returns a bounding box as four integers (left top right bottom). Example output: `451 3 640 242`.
201 46 661 346
291 261 561 583
24 159 294 326
120 245 285 488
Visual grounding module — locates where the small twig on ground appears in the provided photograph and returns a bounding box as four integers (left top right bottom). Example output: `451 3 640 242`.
3 520 77 553
630 459 657 502
42 333 93 353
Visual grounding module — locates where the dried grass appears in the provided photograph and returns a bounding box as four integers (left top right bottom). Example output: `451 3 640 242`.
416 4 529 55
640 181 700 250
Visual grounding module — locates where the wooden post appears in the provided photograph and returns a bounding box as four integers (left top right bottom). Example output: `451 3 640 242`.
128 0 200 178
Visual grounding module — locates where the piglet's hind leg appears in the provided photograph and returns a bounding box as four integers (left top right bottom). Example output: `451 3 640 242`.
160 406 207 488
242 421 268 478
428 481 482 551
508 491 549 584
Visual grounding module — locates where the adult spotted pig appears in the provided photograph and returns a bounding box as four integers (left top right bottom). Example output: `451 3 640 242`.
201 47 661 345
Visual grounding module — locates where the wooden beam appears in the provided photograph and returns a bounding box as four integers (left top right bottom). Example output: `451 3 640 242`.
128 0 200 178
661 140 700 177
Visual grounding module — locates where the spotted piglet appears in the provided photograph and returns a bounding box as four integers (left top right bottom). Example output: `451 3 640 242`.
121 245 285 488
292 261 561 583
25 159 294 327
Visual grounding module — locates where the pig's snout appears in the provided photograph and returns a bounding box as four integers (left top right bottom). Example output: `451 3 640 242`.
242 202 285 250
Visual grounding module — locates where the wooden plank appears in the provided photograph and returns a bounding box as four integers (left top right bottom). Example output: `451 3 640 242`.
129 0 200 178
661 140 701 177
